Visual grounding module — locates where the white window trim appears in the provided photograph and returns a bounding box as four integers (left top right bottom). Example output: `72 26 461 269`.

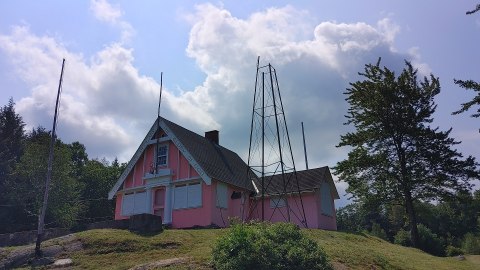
155 144 168 167
173 182 202 210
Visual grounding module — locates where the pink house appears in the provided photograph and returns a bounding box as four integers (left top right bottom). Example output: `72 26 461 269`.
108 117 339 230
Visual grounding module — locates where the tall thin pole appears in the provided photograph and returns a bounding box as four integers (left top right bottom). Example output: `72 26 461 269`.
35 58 65 257
302 122 309 170
269 64 290 221
155 72 163 174
273 67 308 228
244 56 260 221
261 71 265 221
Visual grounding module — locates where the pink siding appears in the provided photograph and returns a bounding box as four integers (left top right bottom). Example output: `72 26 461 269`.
171 181 213 228
249 192 337 230
177 151 189 180
190 165 199 177
124 173 133 189
133 159 143 187
144 145 155 174
166 141 176 170
211 180 249 227
114 194 128 220
316 190 337 230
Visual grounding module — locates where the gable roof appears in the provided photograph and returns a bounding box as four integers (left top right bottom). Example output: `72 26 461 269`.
109 117 254 199
252 166 340 199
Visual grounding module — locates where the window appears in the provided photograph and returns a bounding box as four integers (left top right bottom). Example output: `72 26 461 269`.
173 182 202 209
156 145 168 166
270 196 286 208
216 182 228 208
321 182 333 216
122 191 148 216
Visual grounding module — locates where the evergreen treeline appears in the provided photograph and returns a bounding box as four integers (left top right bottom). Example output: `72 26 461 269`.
0 98 125 234
336 193 480 256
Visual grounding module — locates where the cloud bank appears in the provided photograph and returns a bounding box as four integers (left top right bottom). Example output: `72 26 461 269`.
0 2 428 206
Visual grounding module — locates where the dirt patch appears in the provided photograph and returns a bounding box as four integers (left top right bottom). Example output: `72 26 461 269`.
332 261 350 270
128 257 191 270
0 234 83 269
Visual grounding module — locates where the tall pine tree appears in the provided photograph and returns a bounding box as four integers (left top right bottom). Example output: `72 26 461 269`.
0 98 26 232
0 98 25 181
335 59 479 247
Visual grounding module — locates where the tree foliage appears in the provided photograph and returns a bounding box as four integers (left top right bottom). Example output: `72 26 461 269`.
453 79 480 123
0 98 25 181
466 4 480 15
8 128 83 229
0 98 124 233
0 98 26 231
335 59 479 247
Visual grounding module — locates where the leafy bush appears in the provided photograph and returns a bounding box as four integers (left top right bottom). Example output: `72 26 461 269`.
394 229 412 247
212 222 332 270
394 225 445 256
417 224 445 256
370 222 388 240
462 233 480 254
445 245 464 257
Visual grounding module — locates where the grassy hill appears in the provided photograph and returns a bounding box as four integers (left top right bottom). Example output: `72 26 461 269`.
3 228 480 269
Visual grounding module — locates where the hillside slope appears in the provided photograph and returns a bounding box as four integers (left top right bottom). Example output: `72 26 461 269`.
2 228 479 269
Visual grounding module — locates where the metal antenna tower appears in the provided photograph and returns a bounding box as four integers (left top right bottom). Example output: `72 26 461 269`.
245 57 308 227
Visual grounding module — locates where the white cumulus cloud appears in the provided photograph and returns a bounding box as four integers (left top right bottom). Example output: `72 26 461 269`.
0 2 430 207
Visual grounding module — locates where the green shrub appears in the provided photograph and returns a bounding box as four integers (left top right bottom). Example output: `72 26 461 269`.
212 222 332 270
370 222 388 240
462 233 480 255
417 224 445 256
394 225 445 256
445 245 464 257
394 229 411 247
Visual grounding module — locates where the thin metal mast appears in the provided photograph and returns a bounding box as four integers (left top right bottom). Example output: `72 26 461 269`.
273 67 308 228
246 59 308 227
269 64 290 221
243 56 260 221
35 58 65 256
155 72 163 174
261 71 265 221
302 122 309 170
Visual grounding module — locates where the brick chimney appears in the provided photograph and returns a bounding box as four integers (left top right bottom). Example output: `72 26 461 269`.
205 130 219 144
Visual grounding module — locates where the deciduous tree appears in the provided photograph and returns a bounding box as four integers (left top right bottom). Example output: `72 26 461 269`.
335 59 479 247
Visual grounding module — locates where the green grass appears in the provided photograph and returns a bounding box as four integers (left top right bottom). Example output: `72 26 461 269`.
5 228 480 269
71 229 226 269
306 229 479 270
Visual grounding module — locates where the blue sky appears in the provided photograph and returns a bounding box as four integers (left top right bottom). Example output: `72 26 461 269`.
1 1 479 207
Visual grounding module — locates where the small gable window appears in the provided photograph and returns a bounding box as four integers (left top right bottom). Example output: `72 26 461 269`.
321 182 333 216
216 182 228 208
174 182 202 209
157 144 168 166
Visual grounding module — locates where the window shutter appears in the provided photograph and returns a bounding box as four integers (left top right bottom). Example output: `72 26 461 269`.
122 193 135 216
216 182 228 208
321 182 333 216
134 192 147 214
188 183 202 207
174 185 187 209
